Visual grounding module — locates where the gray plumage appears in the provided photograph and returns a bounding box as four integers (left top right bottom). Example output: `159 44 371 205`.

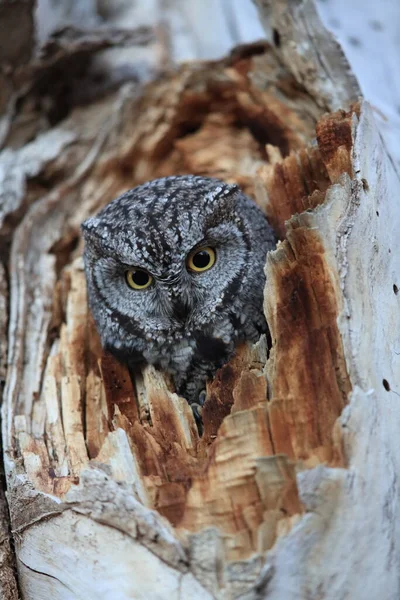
81 175 275 405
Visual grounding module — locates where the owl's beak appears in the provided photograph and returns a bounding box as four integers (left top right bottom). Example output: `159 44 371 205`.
172 298 191 323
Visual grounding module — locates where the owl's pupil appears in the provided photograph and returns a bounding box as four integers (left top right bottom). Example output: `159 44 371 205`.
132 270 149 286
193 251 210 269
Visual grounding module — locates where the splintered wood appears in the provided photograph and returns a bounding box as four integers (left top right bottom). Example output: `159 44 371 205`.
17 104 356 564
36 259 302 560
11 42 356 565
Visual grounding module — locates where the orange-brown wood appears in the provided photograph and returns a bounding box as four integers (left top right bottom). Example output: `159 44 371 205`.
18 47 356 561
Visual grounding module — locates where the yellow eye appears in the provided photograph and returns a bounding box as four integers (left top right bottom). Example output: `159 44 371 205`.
125 269 153 290
187 246 216 273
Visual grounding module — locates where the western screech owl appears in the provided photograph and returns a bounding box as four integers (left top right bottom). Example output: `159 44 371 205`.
82 175 275 408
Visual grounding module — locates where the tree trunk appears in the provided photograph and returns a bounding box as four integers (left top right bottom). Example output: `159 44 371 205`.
1 1 398 599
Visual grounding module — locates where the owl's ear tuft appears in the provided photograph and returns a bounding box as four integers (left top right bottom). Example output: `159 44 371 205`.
204 182 239 209
81 217 100 235
80 218 107 255
80 217 104 244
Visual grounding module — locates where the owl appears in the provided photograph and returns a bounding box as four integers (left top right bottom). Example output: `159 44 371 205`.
81 175 275 414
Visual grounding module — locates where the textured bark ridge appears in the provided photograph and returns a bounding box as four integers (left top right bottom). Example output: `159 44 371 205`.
2 1 398 599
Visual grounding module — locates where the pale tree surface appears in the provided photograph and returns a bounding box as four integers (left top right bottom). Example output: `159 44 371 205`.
0 1 399 600
316 0 400 168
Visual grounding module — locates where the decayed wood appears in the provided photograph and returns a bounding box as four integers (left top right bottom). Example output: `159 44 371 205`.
254 0 360 111
2 51 348 599
2 0 399 599
0 0 35 146
0 489 18 600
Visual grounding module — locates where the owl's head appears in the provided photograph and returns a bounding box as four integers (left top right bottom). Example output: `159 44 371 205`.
81 175 271 356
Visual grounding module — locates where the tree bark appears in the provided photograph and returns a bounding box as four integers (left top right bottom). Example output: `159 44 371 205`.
0 1 398 599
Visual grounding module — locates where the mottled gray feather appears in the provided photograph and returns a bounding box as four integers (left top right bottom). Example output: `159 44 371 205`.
81 175 275 404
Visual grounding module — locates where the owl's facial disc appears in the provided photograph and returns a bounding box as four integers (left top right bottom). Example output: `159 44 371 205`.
82 175 258 342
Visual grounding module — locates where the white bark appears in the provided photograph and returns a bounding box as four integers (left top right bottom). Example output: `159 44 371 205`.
316 0 400 169
261 102 400 600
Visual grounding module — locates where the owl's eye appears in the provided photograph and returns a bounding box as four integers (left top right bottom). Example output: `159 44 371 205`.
125 269 153 290
187 247 216 273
